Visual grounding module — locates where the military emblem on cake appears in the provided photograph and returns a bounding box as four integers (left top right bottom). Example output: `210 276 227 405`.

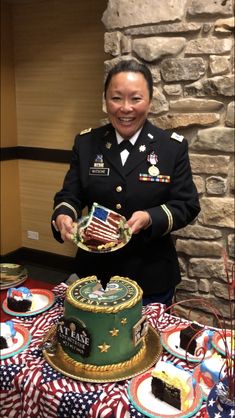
71 276 136 307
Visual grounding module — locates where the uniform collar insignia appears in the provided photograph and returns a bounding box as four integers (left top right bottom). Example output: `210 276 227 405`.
105 142 112 149
171 132 184 142
139 144 146 152
80 127 92 135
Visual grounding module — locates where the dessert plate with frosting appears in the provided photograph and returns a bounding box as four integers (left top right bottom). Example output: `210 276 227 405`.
212 329 234 356
128 369 203 418
161 325 214 362
0 324 31 360
2 288 55 317
72 203 132 253
0 263 28 290
192 357 226 400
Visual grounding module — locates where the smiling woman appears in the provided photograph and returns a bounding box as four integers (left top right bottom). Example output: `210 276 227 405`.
105 72 150 140
51 59 200 305
104 62 152 140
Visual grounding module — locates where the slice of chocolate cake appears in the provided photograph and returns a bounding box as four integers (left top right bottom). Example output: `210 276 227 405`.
180 324 204 355
151 375 181 410
7 287 33 312
151 361 195 412
0 320 17 349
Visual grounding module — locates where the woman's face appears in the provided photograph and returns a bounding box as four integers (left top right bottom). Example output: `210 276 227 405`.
105 71 151 139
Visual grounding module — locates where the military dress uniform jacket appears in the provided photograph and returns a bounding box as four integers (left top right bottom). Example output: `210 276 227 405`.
52 120 200 295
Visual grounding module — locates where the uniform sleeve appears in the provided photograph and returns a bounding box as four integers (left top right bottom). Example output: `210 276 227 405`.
146 139 200 239
51 135 84 243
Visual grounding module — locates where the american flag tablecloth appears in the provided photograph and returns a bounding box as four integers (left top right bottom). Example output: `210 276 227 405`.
0 283 209 418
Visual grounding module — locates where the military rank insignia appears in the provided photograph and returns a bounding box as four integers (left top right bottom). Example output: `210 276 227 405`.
80 128 92 135
171 132 184 142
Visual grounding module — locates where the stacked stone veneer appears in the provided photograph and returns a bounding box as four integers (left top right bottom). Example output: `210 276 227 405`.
102 0 234 325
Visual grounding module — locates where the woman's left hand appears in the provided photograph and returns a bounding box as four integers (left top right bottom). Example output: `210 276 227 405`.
126 211 151 234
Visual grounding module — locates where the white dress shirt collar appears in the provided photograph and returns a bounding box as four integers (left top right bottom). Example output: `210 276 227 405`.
115 127 142 146
115 127 143 166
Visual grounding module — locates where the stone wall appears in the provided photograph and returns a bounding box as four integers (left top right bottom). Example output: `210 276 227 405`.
102 0 234 325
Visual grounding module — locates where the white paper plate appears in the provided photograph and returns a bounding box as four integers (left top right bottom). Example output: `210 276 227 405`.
193 362 225 400
0 263 28 290
0 324 31 359
2 288 55 316
212 330 234 356
128 369 203 418
161 325 214 362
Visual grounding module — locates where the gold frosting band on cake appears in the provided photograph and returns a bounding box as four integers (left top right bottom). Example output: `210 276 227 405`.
66 276 143 313
57 339 146 372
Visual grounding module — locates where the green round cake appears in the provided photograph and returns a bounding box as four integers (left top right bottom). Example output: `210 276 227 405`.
57 276 148 371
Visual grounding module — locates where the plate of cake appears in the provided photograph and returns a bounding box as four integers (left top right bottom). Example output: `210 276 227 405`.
211 329 234 356
0 263 28 290
2 287 55 317
72 202 132 252
0 320 31 359
128 360 203 417
161 323 214 362
192 354 226 399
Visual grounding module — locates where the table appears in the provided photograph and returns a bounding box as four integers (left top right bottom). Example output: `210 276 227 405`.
0 283 210 418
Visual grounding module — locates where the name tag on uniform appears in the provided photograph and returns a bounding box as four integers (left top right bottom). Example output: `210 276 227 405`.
89 167 110 176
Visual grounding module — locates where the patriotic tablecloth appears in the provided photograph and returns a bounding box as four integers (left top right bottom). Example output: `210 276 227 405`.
0 283 209 418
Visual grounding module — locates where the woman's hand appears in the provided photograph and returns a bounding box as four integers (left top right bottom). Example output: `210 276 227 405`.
53 215 75 242
126 211 152 234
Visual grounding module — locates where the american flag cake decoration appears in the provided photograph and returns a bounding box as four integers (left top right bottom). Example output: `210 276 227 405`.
73 203 132 252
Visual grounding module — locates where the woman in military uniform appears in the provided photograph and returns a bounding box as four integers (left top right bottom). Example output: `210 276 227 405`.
51 59 200 306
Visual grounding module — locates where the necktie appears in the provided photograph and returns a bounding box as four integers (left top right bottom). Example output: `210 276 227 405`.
118 140 133 152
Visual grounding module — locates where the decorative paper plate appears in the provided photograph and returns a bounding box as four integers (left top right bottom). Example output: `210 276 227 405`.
193 364 225 400
212 330 234 356
128 369 203 418
72 216 132 253
161 325 214 362
42 325 162 383
0 324 31 359
0 263 28 290
2 288 55 317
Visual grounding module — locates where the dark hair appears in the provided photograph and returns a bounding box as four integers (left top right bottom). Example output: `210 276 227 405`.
104 59 153 100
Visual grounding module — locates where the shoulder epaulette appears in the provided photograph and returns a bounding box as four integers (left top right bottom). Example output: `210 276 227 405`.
80 127 92 135
171 132 184 142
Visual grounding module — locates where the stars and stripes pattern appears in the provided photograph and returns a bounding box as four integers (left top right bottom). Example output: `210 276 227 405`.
81 203 125 245
1 283 209 417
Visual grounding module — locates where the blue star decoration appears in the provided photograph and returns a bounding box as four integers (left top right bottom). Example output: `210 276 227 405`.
0 365 24 390
57 390 102 418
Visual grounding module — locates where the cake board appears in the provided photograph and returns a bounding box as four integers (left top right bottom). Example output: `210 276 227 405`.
42 324 162 383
